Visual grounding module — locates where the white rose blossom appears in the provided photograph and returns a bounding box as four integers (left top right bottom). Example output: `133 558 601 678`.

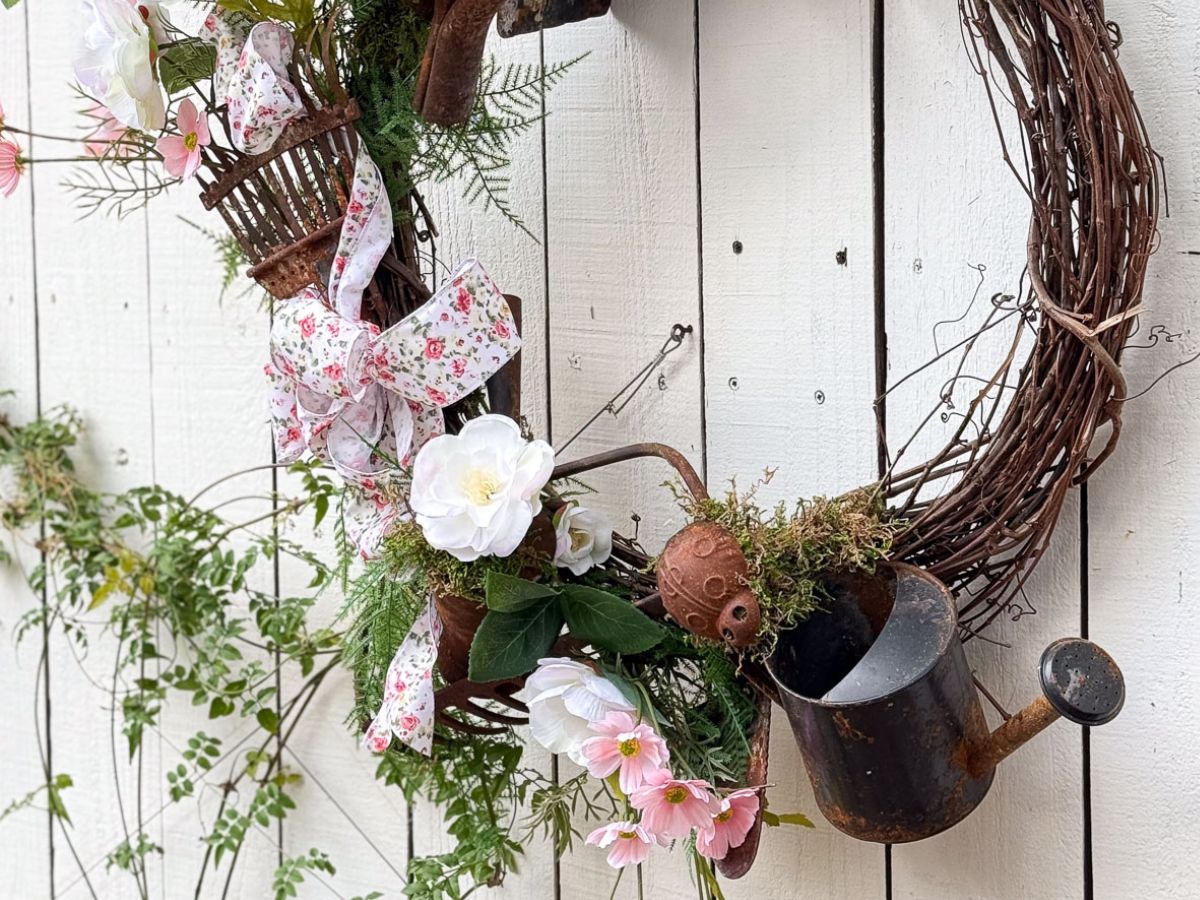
522 658 634 765
409 415 555 562
553 503 613 576
75 0 168 133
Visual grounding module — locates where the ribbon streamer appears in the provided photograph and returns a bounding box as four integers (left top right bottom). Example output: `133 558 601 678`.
363 598 444 757
201 7 306 153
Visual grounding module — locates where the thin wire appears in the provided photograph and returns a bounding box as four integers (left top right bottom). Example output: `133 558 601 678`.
283 746 408 884
557 324 693 455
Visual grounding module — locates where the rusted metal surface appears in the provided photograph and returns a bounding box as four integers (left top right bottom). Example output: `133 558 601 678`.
656 522 762 648
768 564 995 843
767 563 1128 842
496 0 611 36
969 638 1125 776
968 693 1059 777
485 294 523 418
434 591 488 684
551 442 708 502
415 0 507 126
716 695 771 879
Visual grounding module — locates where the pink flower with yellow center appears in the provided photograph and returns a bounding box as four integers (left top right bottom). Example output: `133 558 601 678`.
581 710 670 794
0 137 25 199
585 822 656 869
628 770 721 839
156 99 210 180
695 788 761 860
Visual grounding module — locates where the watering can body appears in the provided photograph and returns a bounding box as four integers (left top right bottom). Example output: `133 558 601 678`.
767 563 1123 843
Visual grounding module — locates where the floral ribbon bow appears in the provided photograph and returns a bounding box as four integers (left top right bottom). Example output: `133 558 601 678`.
362 598 444 757
201 7 306 153
266 147 521 555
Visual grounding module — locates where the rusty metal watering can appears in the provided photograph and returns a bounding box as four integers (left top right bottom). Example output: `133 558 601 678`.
766 563 1125 843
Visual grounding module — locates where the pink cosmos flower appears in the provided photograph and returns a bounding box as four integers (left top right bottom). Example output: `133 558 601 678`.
586 822 656 870
156 99 210 180
84 104 131 158
695 789 761 860
629 770 721 839
581 710 670 794
0 137 24 198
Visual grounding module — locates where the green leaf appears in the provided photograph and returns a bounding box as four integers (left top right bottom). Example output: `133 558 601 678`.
1 0 22 9
484 572 559 613
558 585 664 654
256 708 280 734
468 604 563 683
159 40 217 95
762 811 816 829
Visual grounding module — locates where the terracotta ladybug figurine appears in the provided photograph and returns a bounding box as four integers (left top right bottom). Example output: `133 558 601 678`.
656 522 762 648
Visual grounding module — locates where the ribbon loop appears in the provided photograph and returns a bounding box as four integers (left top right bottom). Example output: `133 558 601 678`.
201 9 306 154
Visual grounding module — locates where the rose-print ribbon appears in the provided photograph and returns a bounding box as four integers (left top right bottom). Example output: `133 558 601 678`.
363 598 444 757
267 256 521 498
200 7 306 154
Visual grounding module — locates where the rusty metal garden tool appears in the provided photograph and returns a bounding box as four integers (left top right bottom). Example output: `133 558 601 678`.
415 0 612 125
767 563 1125 843
496 0 611 36
414 0 508 126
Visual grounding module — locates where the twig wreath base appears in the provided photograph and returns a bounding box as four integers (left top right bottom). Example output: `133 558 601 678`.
0 0 1162 897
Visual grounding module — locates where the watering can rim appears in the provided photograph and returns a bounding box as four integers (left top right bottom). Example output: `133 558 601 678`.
764 561 960 711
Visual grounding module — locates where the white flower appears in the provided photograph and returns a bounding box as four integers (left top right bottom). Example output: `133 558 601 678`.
410 415 554 562
75 0 167 133
553 503 613 576
521 658 635 766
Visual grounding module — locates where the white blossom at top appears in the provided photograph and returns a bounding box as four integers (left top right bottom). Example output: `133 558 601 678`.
75 0 168 133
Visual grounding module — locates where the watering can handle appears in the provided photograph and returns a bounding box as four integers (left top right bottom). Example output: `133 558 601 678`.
970 638 1125 776
551 442 709 502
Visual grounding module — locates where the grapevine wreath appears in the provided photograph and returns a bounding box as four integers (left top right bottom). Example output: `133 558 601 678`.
0 0 1158 896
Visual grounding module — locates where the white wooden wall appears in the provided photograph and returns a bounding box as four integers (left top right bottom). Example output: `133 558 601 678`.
2 1 1198 897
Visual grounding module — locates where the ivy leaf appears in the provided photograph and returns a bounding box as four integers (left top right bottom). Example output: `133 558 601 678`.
559 585 665 654
484 571 559 613
1 0 22 9
159 40 217 95
256 708 280 734
468 604 563 682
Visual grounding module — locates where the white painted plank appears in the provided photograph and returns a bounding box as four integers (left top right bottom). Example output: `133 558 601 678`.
1086 2 1200 897
0 6 52 897
143 161 285 896
24 4 164 896
405 20 555 897
543 0 704 549
699 1 884 898
884 3 1084 897
544 2 704 897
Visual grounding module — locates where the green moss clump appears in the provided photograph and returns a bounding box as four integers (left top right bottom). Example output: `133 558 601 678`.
381 520 553 602
690 479 900 652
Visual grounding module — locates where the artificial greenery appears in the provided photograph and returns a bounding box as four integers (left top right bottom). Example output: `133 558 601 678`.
0 397 354 900
340 0 583 235
469 573 665 681
689 476 900 655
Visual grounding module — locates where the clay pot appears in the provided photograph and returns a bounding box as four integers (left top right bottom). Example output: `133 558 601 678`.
433 511 558 682
656 522 762 648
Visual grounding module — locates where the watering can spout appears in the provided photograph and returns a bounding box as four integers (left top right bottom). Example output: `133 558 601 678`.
967 638 1125 778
